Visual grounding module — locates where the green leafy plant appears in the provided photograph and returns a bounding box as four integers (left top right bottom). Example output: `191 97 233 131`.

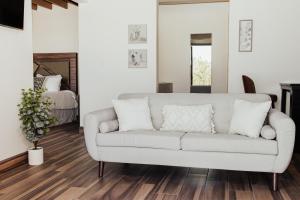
192 57 212 86
18 88 56 150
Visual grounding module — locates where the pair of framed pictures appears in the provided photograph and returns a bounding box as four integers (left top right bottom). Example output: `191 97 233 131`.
128 24 148 68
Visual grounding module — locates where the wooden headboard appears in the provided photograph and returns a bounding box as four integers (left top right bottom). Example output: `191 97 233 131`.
33 53 78 94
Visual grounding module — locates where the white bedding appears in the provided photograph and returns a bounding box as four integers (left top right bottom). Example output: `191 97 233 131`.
43 90 78 110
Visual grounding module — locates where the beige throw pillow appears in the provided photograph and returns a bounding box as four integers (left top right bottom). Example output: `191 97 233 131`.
99 120 119 133
229 99 272 138
261 125 276 140
160 104 215 133
112 97 154 131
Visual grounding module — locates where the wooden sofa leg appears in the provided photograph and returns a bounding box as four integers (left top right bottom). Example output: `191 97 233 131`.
273 173 278 191
98 161 105 178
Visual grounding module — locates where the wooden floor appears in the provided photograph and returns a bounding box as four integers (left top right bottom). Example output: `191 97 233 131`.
1 124 300 200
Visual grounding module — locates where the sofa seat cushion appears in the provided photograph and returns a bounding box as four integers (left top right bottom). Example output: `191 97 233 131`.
181 133 278 155
96 131 185 150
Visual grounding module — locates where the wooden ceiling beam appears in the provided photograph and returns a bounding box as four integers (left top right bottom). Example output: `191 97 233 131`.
45 0 68 9
32 0 52 9
68 0 78 6
159 0 229 5
32 3 38 10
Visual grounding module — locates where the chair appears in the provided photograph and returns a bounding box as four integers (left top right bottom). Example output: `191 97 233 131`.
242 75 277 108
158 83 173 93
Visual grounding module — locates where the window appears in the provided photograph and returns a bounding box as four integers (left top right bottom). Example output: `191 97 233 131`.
191 45 212 86
190 34 212 93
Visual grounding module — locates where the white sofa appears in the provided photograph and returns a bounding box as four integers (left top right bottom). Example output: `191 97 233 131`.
83 93 295 191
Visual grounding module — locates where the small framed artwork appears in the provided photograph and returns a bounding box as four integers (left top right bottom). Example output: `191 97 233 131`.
128 24 147 44
239 20 253 52
128 49 147 68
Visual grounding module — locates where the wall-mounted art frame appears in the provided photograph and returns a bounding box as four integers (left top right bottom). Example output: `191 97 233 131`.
128 49 147 68
239 20 253 52
128 24 147 44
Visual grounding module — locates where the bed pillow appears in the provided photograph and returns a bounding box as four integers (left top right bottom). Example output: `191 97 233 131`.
261 125 276 140
34 77 45 90
229 99 272 138
43 75 62 92
99 120 119 133
112 97 154 131
160 104 215 133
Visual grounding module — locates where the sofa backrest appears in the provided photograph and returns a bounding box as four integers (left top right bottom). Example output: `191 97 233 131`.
118 93 271 133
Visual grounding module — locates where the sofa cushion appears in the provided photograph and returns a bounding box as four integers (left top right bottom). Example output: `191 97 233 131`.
118 93 271 133
229 99 271 138
96 131 185 150
112 97 154 131
261 125 276 140
160 104 215 133
181 133 278 155
98 120 119 133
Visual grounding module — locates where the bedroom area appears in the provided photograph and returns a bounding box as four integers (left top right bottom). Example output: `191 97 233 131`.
32 1 79 126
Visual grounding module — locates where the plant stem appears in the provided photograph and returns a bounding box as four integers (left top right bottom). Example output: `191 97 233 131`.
33 141 38 150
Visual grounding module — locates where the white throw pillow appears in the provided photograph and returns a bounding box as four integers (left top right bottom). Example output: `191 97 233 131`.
229 99 271 138
261 125 276 140
42 75 62 92
160 104 215 133
112 97 154 131
99 120 119 133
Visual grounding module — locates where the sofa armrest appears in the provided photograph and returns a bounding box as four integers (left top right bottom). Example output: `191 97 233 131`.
269 109 295 173
83 107 117 160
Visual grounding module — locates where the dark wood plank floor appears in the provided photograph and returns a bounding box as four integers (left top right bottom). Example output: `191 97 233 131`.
1 124 300 200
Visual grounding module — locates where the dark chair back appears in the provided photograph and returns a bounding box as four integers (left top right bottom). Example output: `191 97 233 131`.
158 83 173 93
242 75 256 93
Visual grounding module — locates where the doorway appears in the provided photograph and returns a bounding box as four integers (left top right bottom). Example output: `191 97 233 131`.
158 3 229 93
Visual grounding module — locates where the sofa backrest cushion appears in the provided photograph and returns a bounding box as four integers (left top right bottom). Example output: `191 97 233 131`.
118 93 270 133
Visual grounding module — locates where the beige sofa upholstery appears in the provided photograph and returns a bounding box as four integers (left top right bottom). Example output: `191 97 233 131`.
181 133 278 155
83 93 295 190
96 131 185 150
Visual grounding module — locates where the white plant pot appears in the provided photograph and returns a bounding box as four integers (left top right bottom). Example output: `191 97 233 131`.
28 147 44 166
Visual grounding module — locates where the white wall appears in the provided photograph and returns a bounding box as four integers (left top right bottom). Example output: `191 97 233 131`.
228 0 300 108
79 0 157 125
32 4 78 53
0 0 32 161
159 3 229 93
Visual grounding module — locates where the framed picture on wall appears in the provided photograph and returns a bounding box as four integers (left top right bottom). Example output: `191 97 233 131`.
239 20 253 52
128 49 147 68
128 24 147 44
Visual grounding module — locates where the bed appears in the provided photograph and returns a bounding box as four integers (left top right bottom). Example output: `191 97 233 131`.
33 53 79 126
43 90 78 125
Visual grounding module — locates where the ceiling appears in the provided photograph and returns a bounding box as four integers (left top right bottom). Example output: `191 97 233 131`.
31 0 229 10
159 0 229 5
32 0 78 10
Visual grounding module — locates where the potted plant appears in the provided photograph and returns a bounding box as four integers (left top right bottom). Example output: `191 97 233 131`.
18 88 56 165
